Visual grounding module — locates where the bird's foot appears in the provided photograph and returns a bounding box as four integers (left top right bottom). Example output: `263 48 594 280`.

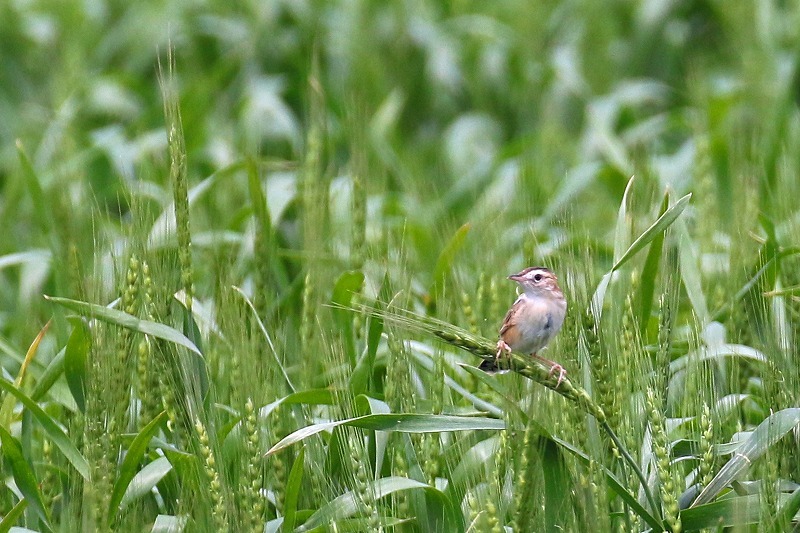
481 340 512 373
548 363 566 388
495 340 511 359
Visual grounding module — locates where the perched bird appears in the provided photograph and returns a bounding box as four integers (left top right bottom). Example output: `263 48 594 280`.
480 267 568 385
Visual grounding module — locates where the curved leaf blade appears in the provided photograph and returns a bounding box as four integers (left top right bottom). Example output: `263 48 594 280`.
613 192 691 271
44 296 201 355
120 457 173 510
109 412 168 520
64 318 90 413
0 497 28 532
151 514 188 533
775 485 800 531
0 320 50 429
592 192 691 320
299 476 461 531
0 426 51 527
0 378 89 479
691 407 800 507
613 175 636 262
431 222 471 301
282 447 305 532
681 494 761 529
266 413 505 456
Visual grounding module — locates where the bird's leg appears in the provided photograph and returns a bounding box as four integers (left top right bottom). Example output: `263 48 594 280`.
532 353 566 388
495 339 512 367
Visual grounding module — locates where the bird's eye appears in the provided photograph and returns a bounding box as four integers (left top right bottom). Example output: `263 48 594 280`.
533 273 543 282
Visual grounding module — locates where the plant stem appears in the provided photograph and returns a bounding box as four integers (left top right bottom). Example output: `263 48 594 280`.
600 420 661 527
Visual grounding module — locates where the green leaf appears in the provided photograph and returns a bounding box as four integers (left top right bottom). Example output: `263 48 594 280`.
349 272 388 395
109 412 168 520
267 413 505 456
368 274 391 380
637 191 669 333
151 514 187 533
669 342 767 375
64 317 90 413
331 270 365 366
120 457 173 510
612 175 636 262
541 438 571 532
692 407 800 506
247 158 272 236
306 516 412 532
431 222 471 304
44 296 201 355
282 447 305 532
0 426 51 528
0 321 50 429
16 141 53 235
774 485 800 530
29 347 65 403
299 476 461 531
178 302 208 401
591 192 691 319
355 395 392 477
681 493 762 529
677 217 709 324
258 388 337 420
0 378 89 479
613 192 691 271
0 497 27 532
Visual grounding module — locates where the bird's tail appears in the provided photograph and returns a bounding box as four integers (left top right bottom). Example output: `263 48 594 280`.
478 359 499 373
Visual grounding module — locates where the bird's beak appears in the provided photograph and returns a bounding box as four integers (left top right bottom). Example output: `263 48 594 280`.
507 273 524 282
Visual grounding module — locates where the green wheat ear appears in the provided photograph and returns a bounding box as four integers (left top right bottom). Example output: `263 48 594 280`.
339 301 605 421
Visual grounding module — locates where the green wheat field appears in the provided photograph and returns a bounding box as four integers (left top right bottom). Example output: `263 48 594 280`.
1 1 800 532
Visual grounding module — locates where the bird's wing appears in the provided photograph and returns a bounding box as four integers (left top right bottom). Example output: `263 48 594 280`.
498 297 524 347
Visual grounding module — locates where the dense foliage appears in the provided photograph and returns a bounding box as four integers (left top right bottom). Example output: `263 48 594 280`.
1 0 799 531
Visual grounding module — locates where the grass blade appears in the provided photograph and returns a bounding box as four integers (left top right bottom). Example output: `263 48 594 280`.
612 175 636 262
0 425 51 529
681 494 761 529
431 222 471 305
282 447 305 532
0 378 89 479
331 270 365 366
612 192 691 270
541 438 572 532
637 191 669 332
120 457 173 510
0 320 50 428
691 407 800 506
266 413 505 456
592 192 691 319
299 476 461 531
63 317 89 413
774 485 800 530
109 412 168 520
0 497 28 532
151 514 187 533
45 295 201 355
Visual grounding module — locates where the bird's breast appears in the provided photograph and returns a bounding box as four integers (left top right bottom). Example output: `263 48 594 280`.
505 295 565 354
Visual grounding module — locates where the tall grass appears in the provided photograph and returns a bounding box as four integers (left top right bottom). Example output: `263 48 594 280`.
1 1 799 531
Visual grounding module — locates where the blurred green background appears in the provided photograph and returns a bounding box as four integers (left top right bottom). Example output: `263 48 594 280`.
1 1 800 531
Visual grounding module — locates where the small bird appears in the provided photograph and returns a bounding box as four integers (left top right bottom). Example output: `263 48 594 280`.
480 267 568 386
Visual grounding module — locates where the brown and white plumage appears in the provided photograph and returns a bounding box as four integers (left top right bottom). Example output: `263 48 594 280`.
480 267 567 385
